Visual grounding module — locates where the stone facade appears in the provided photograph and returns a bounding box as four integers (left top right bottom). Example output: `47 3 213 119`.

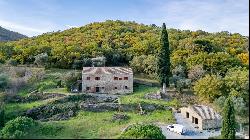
82 67 133 94
180 105 222 130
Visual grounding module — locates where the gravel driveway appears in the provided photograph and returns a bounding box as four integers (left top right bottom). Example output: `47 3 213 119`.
160 112 221 139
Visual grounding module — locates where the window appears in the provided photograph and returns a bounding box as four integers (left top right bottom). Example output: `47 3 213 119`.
86 87 90 90
87 77 90 80
95 77 100 80
114 77 118 80
119 78 122 80
124 77 128 80
114 87 117 89
195 118 198 124
125 86 128 89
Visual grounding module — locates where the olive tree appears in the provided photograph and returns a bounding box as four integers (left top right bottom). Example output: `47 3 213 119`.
34 53 48 67
193 74 224 102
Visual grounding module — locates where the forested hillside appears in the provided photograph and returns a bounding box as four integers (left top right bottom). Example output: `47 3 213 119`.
0 20 249 138
0 20 248 71
0 26 27 42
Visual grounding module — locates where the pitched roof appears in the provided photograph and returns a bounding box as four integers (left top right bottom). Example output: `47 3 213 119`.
82 67 133 75
188 105 221 120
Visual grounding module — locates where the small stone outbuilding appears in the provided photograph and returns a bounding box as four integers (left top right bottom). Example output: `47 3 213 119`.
82 67 133 94
180 105 222 130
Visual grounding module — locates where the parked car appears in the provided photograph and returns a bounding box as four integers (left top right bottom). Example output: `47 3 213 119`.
167 124 186 135
71 89 79 93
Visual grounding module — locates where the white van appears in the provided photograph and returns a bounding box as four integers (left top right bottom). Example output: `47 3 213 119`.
166 124 186 135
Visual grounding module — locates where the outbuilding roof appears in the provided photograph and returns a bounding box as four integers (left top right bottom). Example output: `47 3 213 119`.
187 105 221 120
82 67 133 75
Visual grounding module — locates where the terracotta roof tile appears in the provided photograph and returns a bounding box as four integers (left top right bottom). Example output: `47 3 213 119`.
82 67 133 75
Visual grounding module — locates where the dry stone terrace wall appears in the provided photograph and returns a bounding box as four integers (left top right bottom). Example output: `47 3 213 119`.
25 94 119 121
79 102 170 112
25 93 171 121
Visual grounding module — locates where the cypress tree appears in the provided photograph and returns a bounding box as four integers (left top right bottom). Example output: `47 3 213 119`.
221 97 236 139
157 23 171 93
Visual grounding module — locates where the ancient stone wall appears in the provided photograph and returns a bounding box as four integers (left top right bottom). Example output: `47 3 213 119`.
180 107 221 130
180 107 202 129
82 73 133 94
202 119 221 130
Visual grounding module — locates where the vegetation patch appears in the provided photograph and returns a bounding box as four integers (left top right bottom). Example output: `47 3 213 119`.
119 123 165 139
25 94 118 121
0 116 37 139
5 98 56 122
26 101 79 121
27 110 173 139
4 92 65 103
120 85 164 105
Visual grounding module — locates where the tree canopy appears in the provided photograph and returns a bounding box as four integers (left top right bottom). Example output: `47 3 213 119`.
0 20 247 70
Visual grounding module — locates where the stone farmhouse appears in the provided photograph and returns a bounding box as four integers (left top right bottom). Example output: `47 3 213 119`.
180 105 222 130
82 67 133 94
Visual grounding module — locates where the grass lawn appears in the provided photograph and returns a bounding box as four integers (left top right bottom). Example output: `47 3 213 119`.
15 68 78 97
16 76 58 97
4 98 59 121
4 68 82 121
30 110 174 139
120 84 178 106
44 88 72 95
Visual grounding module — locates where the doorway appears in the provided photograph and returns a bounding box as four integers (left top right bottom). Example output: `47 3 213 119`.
186 112 189 118
96 87 100 92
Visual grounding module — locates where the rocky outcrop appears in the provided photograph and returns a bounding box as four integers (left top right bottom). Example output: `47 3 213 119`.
79 102 166 112
144 91 162 100
26 102 78 120
112 113 130 121
79 103 119 112
42 110 75 121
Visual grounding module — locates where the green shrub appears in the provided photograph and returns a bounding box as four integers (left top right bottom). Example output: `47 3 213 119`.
119 123 165 139
37 81 57 92
63 72 81 92
0 73 9 91
169 98 181 109
6 59 18 66
0 116 37 139
36 123 63 136
34 53 48 67
0 104 5 129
